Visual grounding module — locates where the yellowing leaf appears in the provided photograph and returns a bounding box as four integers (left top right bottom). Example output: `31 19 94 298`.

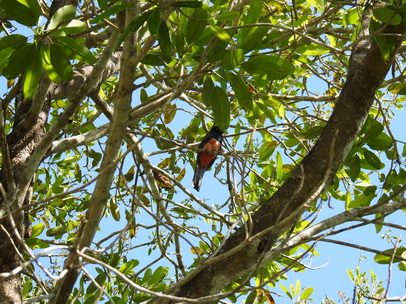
176 168 186 182
164 103 176 124
190 246 204 255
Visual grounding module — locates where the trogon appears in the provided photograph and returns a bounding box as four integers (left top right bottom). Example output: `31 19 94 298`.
192 126 223 191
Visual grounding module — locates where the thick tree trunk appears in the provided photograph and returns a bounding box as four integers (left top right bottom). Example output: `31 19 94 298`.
148 12 406 304
0 88 50 303
0 53 121 303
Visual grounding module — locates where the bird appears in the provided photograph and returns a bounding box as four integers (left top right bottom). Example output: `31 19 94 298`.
192 126 223 191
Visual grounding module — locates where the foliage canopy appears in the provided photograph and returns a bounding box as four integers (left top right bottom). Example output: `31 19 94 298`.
0 0 405 303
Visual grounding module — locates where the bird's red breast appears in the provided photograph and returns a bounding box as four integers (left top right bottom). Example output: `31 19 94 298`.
198 138 221 168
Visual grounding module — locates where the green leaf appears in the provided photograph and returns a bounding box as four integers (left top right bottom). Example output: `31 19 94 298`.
374 248 406 264
216 10 239 22
2 43 36 79
0 0 40 26
119 259 139 275
370 19 395 60
48 5 77 31
147 8 161 36
346 154 360 182
41 44 62 82
300 287 314 300
54 36 97 64
209 24 231 42
50 43 73 81
223 48 244 70
185 4 208 44
243 0 262 25
363 150 384 170
238 25 270 53
347 192 376 209
25 237 50 249
342 8 360 25
202 77 229 129
367 132 393 150
54 19 87 35
158 21 172 62
242 55 295 80
172 1 203 8
211 86 230 130
202 76 215 107
91 2 131 24
23 45 42 99
30 223 45 238
296 44 330 56
373 7 402 25
228 72 253 111
0 34 27 50
148 266 167 287
141 53 166 66
46 226 67 237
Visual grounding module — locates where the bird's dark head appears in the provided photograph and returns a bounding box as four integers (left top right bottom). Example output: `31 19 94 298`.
210 126 224 135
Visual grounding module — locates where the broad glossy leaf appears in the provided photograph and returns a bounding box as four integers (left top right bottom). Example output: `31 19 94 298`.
2 43 36 79
363 150 384 170
46 226 67 237
0 34 27 50
141 53 166 66
30 223 45 238
216 10 239 22
373 7 402 25
348 192 376 208
211 86 230 130
346 154 360 182
342 8 360 25
223 48 244 70
53 19 87 35
202 76 215 107
50 43 73 81
41 45 62 82
296 44 330 56
228 72 253 111
25 237 50 248
0 0 40 26
185 4 208 44
367 132 393 150
202 78 230 129
119 259 139 275
147 8 160 35
158 21 172 62
48 5 76 31
242 55 295 80
209 24 231 42
239 25 270 53
54 36 97 64
23 45 42 99
374 247 406 264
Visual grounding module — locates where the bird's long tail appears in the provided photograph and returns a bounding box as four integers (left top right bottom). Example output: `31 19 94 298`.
192 166 206 191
